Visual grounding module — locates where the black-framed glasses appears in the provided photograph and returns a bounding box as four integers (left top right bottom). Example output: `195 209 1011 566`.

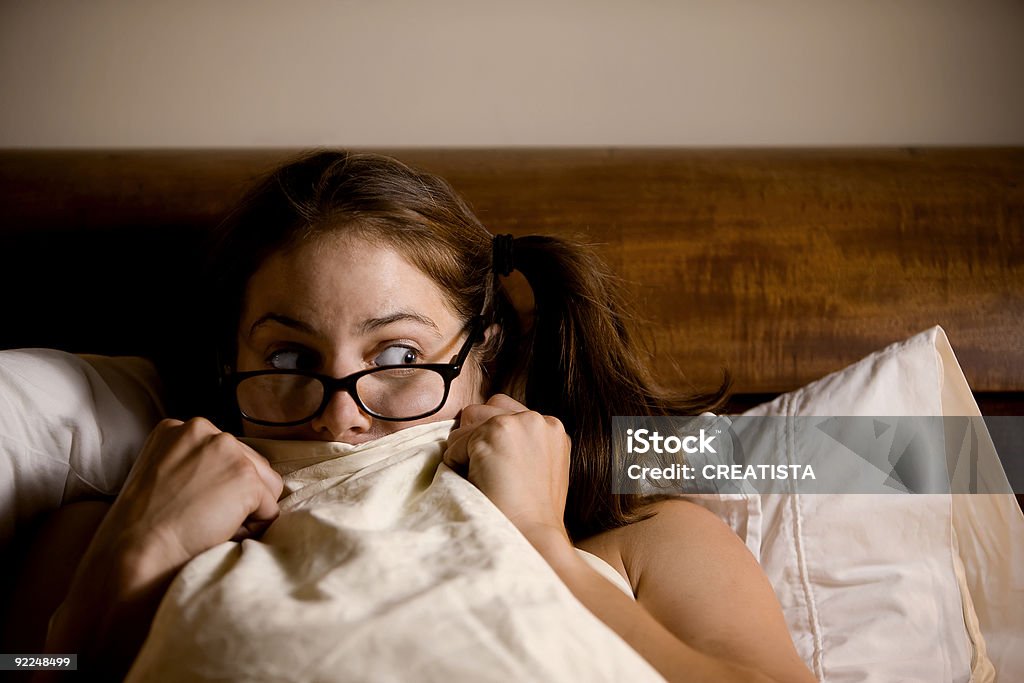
222 317 485 426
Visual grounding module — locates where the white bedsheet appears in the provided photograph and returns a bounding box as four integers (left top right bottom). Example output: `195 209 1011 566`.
125 420 664 683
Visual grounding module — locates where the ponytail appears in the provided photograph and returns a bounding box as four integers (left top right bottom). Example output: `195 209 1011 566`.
497 235 729 541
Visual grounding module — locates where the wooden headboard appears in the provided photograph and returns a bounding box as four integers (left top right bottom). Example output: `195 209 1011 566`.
1 148 1022 417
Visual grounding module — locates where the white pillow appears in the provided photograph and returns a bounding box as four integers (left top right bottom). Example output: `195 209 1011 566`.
937 339 1024 680
741 326 1023 683
0 349 165 549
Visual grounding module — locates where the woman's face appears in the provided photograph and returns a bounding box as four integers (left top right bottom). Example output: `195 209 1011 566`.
236 232 487 443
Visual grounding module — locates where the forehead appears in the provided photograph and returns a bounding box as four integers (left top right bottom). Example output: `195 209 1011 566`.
239 233 460 331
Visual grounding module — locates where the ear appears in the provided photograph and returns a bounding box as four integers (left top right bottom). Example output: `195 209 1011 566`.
483 322 501 347
473 323 502 401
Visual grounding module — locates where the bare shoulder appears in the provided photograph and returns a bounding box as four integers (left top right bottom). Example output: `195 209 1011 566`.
623 497 752 565
574 498 748 589
614 498 817 682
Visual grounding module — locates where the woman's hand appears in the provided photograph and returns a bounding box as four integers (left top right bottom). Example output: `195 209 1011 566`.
41 418 284 680
106 417 284 572
443 394 572 543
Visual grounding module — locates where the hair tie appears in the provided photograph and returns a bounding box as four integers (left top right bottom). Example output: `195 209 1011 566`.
492 233 515 276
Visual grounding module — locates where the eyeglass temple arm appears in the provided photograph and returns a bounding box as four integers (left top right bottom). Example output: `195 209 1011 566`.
452 317 486 366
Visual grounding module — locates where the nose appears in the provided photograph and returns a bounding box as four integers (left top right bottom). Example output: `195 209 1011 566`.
310 388 373 443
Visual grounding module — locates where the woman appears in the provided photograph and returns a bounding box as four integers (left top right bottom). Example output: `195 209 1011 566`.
37 151 815 682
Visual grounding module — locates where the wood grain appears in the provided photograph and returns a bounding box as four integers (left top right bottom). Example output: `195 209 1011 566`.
1 148 1021 398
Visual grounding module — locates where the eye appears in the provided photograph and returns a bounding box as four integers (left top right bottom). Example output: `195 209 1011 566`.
266 348 318 371
373 345 420 366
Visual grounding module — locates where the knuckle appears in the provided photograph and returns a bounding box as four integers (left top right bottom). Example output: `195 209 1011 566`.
186 416 217 432
173 416 218 440
209 430 235 446
489 413 515 430
230 454 259 479
462 404 486 421
522 410 547 428
155 417 184 432
543 414 565 431
203 430 236 454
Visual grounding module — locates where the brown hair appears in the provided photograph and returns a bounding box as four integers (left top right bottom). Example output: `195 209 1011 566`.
204 150 728 542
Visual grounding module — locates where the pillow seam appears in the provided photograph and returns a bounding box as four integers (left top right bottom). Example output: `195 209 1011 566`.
787 392 826 681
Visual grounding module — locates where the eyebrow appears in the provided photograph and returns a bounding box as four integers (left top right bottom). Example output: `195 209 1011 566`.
360 311 442 338
249 313 321 339
248 311 442 339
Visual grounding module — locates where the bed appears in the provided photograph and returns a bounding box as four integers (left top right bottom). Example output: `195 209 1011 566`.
0 148 1022 682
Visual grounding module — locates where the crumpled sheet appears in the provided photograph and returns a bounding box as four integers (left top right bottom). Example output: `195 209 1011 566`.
126 420 664 682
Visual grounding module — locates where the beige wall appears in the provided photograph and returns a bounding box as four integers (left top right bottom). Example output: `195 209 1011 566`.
1 0 1022 147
